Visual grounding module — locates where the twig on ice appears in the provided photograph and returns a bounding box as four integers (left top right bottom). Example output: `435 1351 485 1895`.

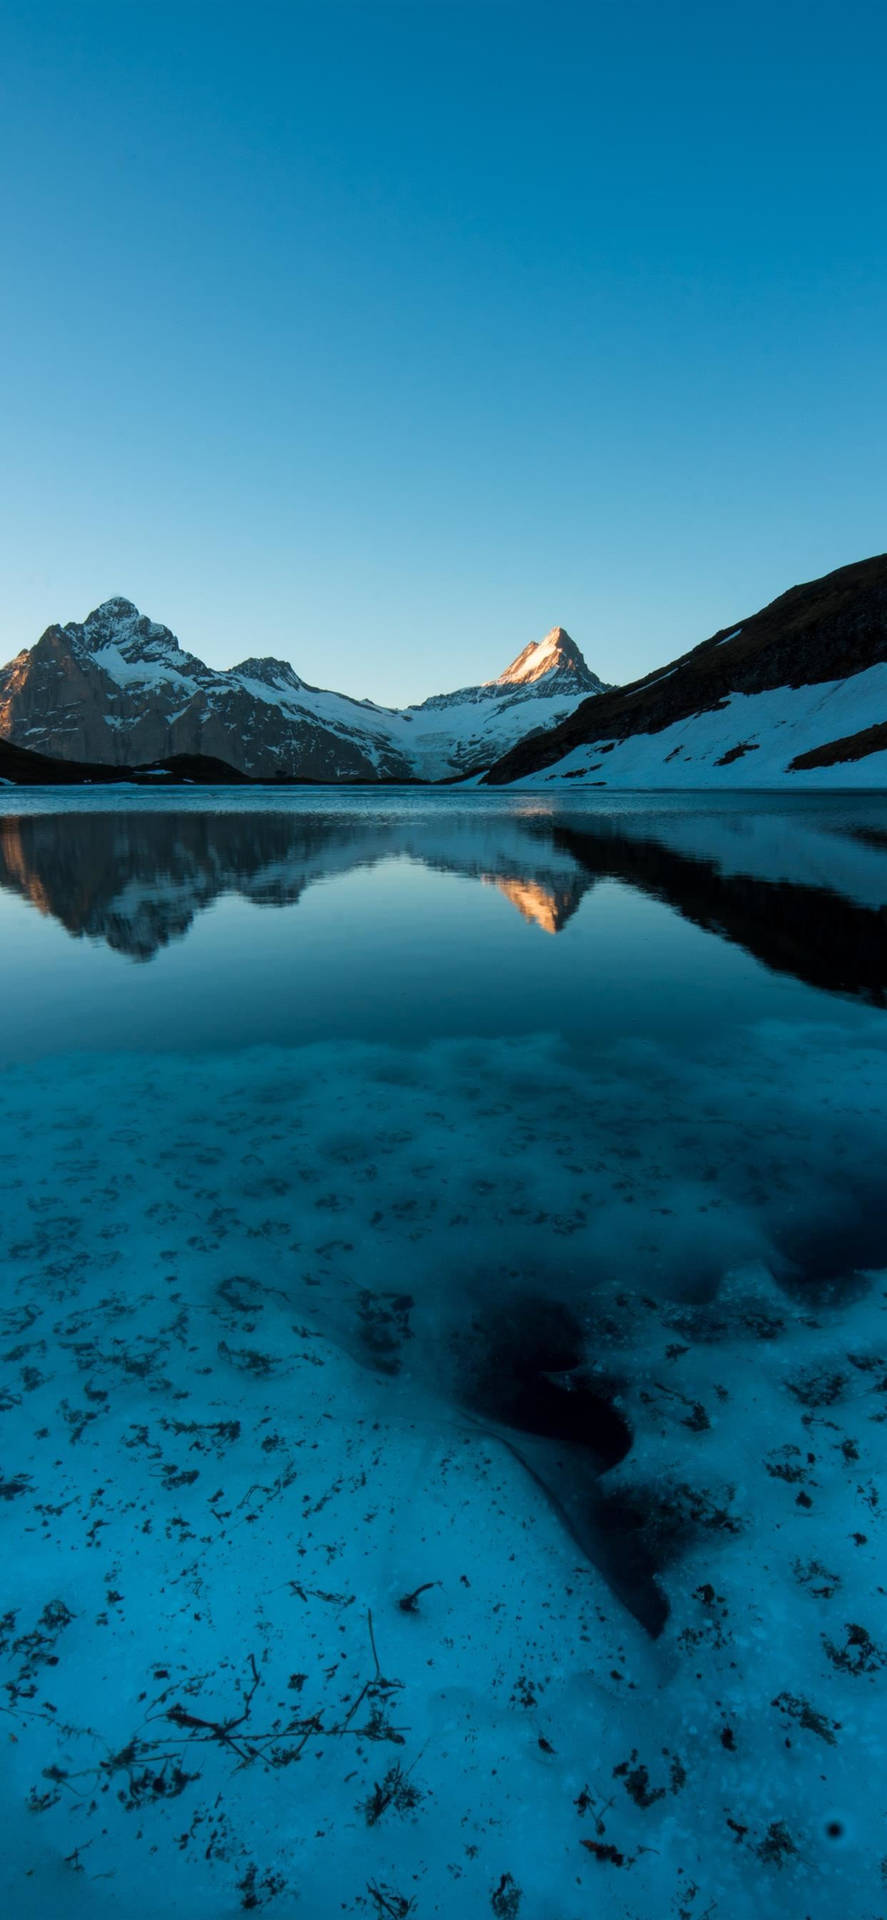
367 1608 382 1681
397 1581 439 1614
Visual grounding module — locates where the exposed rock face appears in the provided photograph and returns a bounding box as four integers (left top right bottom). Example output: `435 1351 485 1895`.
492 625 598 691
484 553 887 785
0 601 606 781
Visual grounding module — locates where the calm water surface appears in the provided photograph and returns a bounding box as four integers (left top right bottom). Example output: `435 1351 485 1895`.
2 788 887 1370
1 788 886 1057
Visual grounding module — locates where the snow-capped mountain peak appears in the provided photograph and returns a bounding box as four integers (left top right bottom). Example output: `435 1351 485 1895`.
76 599 187 662
493 625 595 689
0 600 608 780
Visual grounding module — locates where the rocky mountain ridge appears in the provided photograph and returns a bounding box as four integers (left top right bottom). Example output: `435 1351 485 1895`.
0 601 606 782
484 553 887 788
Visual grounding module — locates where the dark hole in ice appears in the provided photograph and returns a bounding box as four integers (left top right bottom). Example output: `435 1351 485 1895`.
589 1489 675 1639
775 1197 883 1303
463 1295 631 1469
455 1296 669 1637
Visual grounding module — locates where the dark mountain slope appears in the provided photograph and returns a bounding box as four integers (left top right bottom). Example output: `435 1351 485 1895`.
0 739 260 785
484 553 887 783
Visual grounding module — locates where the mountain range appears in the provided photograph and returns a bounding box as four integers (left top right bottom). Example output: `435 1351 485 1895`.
1 552 886 786
0 600 604 783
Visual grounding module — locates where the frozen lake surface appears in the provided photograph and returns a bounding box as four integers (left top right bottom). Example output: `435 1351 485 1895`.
1 789 886 1919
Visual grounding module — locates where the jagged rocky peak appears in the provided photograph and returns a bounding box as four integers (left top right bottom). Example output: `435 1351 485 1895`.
88 596 141 623
232 656 305 693
68 597 186 661
493 626 605 692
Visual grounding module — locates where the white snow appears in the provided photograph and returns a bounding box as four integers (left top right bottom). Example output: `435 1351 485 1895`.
516 662 887 789
91 645 199 692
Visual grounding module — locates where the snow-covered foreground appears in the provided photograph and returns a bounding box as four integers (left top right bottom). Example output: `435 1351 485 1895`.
2 1016 887 1919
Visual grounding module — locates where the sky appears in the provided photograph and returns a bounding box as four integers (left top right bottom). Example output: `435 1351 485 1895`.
0 0 885 706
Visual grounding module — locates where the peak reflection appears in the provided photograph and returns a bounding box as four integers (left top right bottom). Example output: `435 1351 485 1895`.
0 799 885 1000
486 874 584 933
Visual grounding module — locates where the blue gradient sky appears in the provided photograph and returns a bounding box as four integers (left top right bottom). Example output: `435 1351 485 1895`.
1 0 885 704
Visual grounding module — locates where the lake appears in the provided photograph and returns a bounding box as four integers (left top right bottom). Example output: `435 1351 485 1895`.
1 789 886 1919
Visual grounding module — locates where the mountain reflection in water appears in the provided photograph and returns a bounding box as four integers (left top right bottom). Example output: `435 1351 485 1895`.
1 795 886 999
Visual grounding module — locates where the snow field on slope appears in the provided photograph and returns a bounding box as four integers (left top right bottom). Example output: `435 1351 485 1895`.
522 663 887 789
